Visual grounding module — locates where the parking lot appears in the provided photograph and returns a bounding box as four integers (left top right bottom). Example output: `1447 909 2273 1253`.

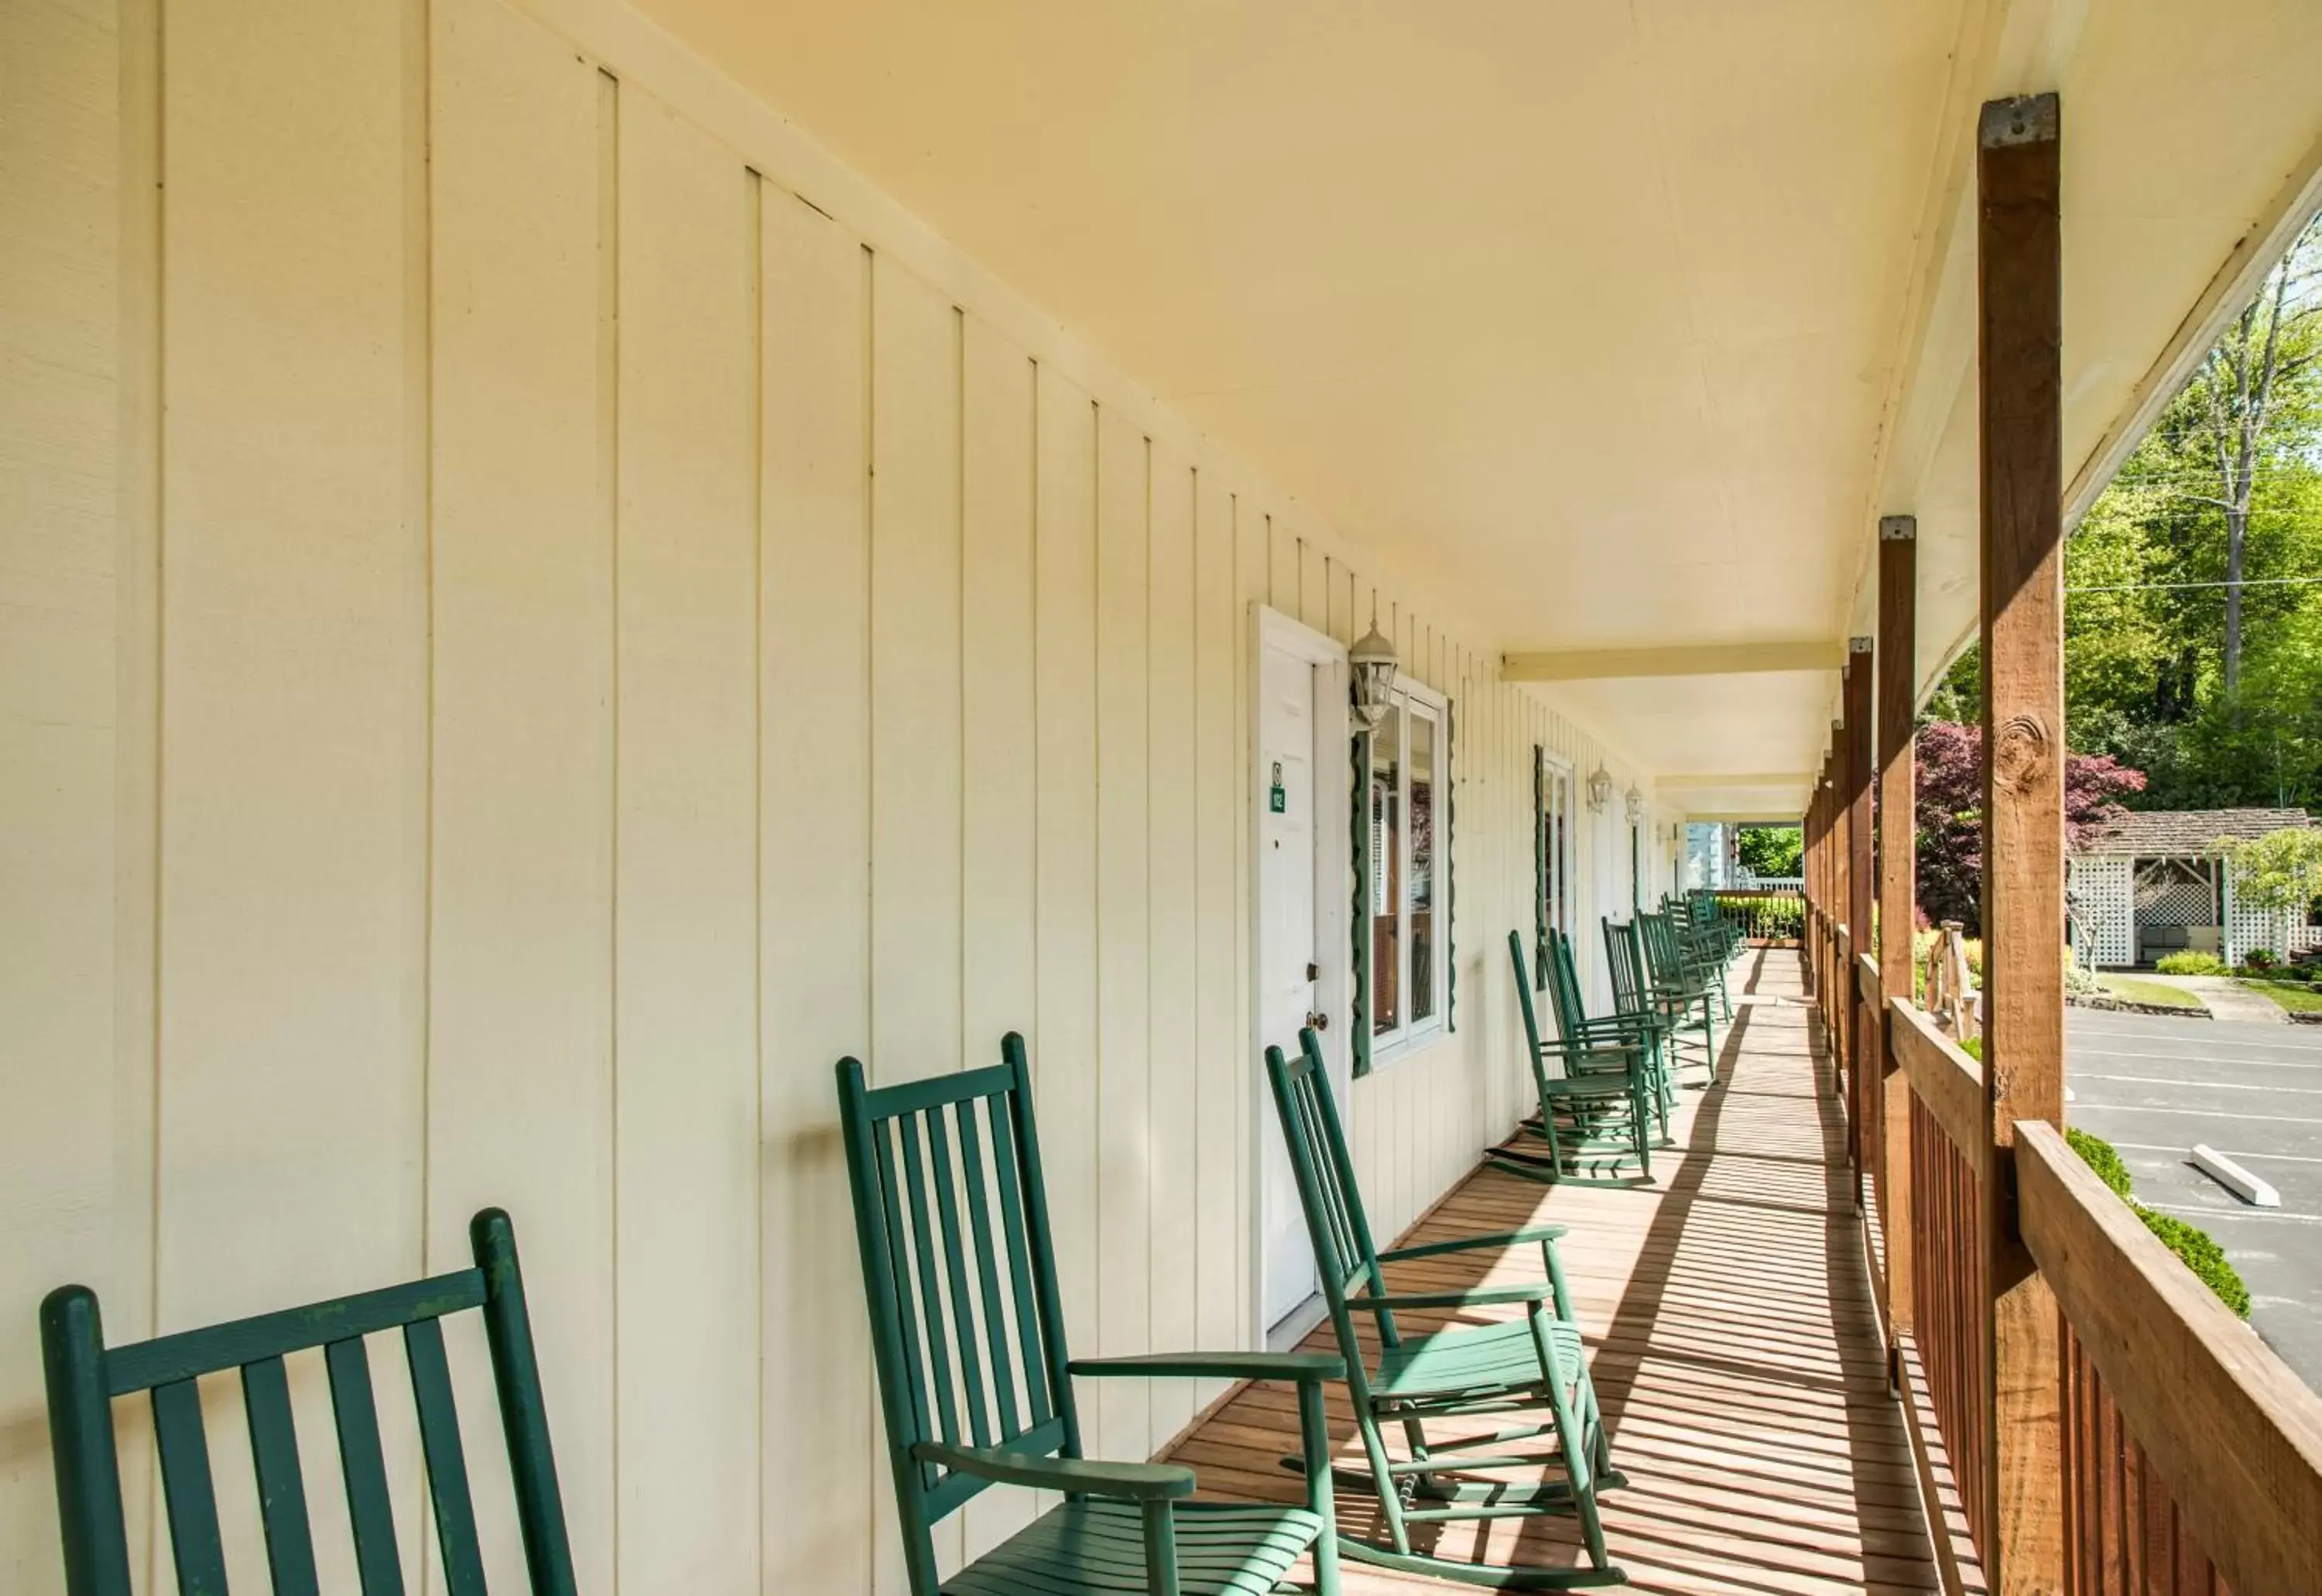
2067 1007 2322 1390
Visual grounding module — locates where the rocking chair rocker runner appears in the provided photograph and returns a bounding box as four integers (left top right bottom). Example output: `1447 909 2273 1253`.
838 1037 1346 1596
43 1209 577 1596
1264 1029 1627 1589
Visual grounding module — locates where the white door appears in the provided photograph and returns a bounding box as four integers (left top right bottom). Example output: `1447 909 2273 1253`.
1258 639 1328 1333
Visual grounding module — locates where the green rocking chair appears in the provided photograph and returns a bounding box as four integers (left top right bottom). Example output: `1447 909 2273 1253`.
838 1037 1346 1596
1493 930 1654 1186
43 1209 577 1596
1263 1029 1626 1589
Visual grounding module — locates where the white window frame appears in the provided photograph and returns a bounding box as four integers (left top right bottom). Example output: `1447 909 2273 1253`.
1366 673 1450 1066
1536 749 1575 990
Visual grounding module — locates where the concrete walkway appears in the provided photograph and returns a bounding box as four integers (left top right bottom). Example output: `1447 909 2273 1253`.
2134 973 2287 1024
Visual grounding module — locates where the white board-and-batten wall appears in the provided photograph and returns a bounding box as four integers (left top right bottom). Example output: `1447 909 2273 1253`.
0 0 1663 1589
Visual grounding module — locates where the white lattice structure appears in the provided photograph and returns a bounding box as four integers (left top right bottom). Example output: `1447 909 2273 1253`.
2071 807 2317 968
2066 856 2133 968
2223 872 2300 968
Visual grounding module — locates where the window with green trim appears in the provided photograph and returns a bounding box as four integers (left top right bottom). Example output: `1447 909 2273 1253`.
1361 676 1448 1063
1534 749 1574 988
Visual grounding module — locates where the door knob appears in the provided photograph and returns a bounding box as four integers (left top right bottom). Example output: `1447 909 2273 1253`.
1306 1011 1330 1032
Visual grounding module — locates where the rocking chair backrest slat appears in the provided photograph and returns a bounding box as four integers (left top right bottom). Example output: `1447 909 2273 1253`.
837 1036 1081 1584
325 1335 411 1595
1263 1032 1398 1349
152 1378 228 1594
1603 918 1647 1019
40 1209 574 1596
1506 930 1546 1057
1639 912 1686 990
1549 930 1591 1042
405 1317 490 1596
242 1354 323 1595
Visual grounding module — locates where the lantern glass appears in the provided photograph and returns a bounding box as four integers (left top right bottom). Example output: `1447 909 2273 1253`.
1586 764 1614 812
1625 784 1646 825
1349 620 1399 733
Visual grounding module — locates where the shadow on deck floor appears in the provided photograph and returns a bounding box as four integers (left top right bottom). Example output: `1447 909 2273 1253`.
1166 949 1941 1594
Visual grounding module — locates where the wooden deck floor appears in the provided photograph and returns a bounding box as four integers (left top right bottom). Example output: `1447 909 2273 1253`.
1168 949 1942 1594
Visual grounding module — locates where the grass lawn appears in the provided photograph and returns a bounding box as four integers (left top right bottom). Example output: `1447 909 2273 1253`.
2237 978 2322 1012
2098 974 2205 1009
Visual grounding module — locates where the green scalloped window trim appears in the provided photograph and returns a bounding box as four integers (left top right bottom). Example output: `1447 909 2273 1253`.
1350 728 1372 1077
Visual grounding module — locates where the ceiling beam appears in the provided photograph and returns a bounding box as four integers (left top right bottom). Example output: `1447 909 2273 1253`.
1655 772 1816 792
1501 641 1844 681
1681 810 1807 824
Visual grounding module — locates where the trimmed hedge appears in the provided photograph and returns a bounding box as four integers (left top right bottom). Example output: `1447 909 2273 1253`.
2135 1208 2252 1319
2064 1127 2250 1320
2066 1125 2132 1199
2155 950 2226 976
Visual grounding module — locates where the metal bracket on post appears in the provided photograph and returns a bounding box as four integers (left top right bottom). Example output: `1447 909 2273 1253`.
1880 515 1918 542
1850 636 1873 655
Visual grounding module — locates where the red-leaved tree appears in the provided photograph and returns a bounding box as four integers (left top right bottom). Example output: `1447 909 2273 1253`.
1915 721 2146 933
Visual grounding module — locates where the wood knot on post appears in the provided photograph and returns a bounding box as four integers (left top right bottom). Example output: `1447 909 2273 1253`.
1992 714 2051 794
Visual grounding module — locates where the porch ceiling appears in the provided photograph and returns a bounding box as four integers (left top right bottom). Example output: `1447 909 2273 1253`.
635 0 2322 817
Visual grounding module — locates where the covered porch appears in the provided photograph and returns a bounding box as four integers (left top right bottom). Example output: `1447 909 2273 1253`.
9 2 2322 1594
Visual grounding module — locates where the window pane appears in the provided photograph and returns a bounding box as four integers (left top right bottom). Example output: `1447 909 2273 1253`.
1371 704 1402 1036
1409 708 1436 1022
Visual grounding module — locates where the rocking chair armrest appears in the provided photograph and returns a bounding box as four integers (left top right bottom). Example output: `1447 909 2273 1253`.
1067 1351 1344 1385
909 1440 1195 1501
1377 1224 1567 1264
1358 1281 1557 1311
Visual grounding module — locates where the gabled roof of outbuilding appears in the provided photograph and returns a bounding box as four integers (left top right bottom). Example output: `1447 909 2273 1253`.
2074 808 2313 858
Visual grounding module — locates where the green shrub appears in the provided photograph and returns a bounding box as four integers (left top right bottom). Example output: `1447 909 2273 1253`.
2156 950 2226 976
2065 1127 2132 1199
1957 1035 1981 1061
2135 1208 2251 1319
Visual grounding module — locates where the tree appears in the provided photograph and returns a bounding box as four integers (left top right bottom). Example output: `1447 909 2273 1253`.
2052 210 2322 812
1735 824 1801 879
1915 720 2146 933
2214 827 2322 912
2173 212 2322 694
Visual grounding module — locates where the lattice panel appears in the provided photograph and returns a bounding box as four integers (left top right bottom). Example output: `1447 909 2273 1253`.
2067 857 2133 967
2225 865 2290 966
2133 860 2214 926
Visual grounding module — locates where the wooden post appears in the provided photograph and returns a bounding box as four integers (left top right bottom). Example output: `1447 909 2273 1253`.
1877 516 1918 1367
1844 645 1873 1207
1978 91 2064 1595
1830 725 1848 1114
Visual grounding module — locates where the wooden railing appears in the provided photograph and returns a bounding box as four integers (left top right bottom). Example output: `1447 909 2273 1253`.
2020 1121 2322 1596
1818 937 2322 1596
1890 1002 1992 1572
1711 888 1803 945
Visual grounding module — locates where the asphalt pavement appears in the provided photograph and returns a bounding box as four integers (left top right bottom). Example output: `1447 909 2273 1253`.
2067 1006 2322 1392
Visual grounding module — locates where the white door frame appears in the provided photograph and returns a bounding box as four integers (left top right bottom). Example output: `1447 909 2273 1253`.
1248 604 1351 1351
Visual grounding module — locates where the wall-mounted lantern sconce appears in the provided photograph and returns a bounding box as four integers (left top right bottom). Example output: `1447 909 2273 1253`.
1586 763 1615 813
1349 616 1399 735
1624 785 1646 826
